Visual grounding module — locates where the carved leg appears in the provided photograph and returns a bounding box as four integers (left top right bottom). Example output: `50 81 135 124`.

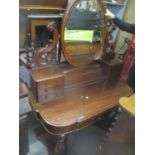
54 134 67 155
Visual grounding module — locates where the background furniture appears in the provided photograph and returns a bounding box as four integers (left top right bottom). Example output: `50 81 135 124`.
19 0 67 8
19 0 68 64
19 80 30 155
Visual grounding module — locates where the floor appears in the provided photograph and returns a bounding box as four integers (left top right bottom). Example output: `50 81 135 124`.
26 110 134 155
27 112 107 155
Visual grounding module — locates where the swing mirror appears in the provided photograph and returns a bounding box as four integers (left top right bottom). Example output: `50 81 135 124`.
61 0 107 66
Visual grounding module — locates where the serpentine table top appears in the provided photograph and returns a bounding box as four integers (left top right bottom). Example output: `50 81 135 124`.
29 80 133 135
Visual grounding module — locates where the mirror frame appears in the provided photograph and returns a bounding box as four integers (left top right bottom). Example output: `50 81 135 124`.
61 0 108 67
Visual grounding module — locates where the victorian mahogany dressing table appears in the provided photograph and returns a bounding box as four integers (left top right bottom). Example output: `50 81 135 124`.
27 0 133 154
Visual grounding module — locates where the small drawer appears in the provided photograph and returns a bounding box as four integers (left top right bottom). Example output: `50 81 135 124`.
38 91 64 103
39 79 64 88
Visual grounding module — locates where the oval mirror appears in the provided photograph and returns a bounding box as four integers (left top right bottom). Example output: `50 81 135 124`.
61 0 107 66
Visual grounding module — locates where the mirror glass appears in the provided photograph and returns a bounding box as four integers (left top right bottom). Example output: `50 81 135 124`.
63 0 106 66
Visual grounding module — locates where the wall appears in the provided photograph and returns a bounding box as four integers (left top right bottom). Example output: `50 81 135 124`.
115 0 135 54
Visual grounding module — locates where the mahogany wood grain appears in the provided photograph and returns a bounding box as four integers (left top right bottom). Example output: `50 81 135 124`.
19 5 66 11
30 62 106 103
29 80 133 135
19 0 68 8
101 57 124 85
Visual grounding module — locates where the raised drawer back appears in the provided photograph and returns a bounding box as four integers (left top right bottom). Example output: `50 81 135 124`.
31 63 105 103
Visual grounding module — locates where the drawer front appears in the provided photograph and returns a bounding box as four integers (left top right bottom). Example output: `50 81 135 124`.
38 90 64 103
38 77 64 90
37 77 64 103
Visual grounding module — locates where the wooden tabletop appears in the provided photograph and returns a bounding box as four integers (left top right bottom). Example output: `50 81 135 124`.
29 80 133 134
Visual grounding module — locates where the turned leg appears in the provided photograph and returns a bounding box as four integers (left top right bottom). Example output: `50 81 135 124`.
54 134 67 155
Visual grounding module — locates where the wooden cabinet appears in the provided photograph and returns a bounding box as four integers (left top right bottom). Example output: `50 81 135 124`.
19 0 68 8
19 0 68 64
30 62 106 103
101 57 124 85
31 69 65 103
19 0 67 45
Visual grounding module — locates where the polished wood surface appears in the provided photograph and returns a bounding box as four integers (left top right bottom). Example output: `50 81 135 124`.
30 62 106 103
101 57 124 85
19 5 66 11
29 79 132 134
19 0 67 8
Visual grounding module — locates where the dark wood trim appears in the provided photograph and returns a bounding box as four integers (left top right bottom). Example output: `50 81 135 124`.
19 0 68 8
